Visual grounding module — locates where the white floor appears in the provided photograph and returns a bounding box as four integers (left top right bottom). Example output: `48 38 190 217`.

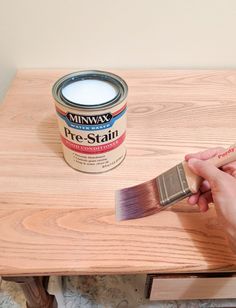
1 275 236 307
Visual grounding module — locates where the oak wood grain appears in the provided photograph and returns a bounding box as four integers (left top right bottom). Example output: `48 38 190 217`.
1 70 236 276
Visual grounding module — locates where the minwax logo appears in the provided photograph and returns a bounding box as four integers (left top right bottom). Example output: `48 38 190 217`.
66 112 112 125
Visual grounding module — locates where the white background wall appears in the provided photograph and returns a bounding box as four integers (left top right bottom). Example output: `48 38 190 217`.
1 0 236 101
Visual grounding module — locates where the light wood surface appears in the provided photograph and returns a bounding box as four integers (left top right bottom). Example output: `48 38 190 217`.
1 70 236 276
150 274 236 300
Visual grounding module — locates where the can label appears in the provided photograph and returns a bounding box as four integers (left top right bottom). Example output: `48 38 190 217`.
55 101 127 173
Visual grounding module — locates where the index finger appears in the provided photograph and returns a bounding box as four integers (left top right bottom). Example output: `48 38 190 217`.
185 147 225 161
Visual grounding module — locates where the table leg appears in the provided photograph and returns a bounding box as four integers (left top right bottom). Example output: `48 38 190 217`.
2 276 57 308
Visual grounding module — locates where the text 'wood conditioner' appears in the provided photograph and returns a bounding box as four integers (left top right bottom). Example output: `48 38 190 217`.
52 70 128 173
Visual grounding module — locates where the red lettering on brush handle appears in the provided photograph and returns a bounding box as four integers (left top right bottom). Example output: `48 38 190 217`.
217 147 235 159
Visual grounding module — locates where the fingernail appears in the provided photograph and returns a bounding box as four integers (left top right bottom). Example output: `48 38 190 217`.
188 158 199 166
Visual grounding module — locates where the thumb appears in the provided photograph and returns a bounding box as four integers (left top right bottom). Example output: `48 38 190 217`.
188 158 225 187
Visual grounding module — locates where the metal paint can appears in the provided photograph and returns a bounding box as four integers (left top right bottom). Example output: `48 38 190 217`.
52 70 128 173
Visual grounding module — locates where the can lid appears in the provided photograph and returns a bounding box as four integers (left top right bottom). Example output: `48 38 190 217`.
52 70 128 110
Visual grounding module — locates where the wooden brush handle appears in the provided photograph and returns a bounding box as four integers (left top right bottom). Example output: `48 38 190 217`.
183 144 236 194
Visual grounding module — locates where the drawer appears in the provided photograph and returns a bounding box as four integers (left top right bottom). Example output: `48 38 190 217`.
145 273 236 301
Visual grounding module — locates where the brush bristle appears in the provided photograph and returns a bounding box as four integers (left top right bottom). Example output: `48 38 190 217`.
115 178 161 221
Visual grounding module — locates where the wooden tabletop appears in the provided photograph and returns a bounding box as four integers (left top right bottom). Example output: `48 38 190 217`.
1 70 236 276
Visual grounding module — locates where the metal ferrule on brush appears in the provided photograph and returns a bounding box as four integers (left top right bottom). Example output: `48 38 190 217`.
116 145 236 221
157 163 192 207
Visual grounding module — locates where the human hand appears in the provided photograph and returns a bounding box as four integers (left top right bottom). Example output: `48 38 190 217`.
185 147 236 249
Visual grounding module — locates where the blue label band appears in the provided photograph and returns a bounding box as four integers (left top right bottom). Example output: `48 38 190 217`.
57 108 126 131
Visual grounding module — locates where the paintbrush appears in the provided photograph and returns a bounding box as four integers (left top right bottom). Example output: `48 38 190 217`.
116 145 236 221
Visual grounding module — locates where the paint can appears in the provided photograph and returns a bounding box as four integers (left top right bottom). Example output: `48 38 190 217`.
52 70 128 173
